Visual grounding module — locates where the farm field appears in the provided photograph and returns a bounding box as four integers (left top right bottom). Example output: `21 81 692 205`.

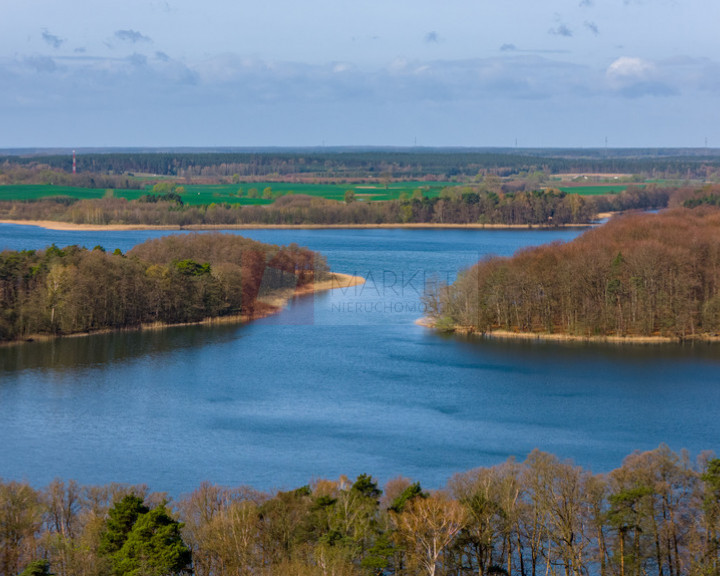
0 185 145 202
0 181 646 207
557 184 632 195
178 181 458 204
0 181 459 205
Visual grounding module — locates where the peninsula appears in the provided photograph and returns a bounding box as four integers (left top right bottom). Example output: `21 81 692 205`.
423 207 720 342
0 233 363 343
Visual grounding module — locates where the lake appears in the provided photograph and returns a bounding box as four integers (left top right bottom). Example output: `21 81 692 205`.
1 223 719 495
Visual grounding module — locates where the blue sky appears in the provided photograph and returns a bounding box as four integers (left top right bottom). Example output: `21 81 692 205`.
2 0 719 148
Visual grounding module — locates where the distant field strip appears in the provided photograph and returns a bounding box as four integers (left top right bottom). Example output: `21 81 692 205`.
557 184 632 195
0 182 457 205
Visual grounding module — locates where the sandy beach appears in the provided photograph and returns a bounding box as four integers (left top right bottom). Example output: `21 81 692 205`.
257 272 365 306
0 219 594 232
416 318 720 344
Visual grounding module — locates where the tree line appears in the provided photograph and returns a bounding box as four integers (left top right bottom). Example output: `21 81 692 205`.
3 149 720 180
2 445 719 576
0 164 142 190
0 234 326 342
426 206 720 339
0 187 600 226
0 183 698 228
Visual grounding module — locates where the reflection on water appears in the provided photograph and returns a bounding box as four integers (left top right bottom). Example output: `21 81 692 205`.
0 323 247 373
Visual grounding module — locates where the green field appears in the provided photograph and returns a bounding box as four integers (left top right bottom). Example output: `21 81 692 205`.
0 185 146 202
0 181 626 206
558 184 632 195
0 181 457 205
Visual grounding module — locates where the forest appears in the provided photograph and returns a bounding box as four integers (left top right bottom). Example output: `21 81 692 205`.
0 234 326 342
1 445 719 576
425 205 720 340
3 148 720 181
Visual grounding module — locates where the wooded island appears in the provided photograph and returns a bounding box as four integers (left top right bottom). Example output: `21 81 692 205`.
0 233 346 343
425 207 720 341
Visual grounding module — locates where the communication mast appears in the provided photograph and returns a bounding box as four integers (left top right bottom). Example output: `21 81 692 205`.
72 150 76 174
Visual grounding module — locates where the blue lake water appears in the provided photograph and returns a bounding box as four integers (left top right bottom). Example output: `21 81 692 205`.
1 223 719 495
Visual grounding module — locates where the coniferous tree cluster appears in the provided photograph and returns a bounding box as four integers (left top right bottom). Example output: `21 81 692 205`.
1 445 719 576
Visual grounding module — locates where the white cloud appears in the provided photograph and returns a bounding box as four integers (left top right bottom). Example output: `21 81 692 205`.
3 46 720 146
607 56 653 79
605 56 675 97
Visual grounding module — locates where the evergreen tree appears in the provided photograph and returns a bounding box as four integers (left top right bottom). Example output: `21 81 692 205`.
100 496 191 576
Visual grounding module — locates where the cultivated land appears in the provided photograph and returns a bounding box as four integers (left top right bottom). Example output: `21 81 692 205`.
0 181 460 205
5 147 716 228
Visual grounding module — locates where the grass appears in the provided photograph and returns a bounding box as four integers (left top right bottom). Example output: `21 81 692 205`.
181 181 456 203
0 185 138 202
0 181 457 205
0 181 628 206
557 184 633 196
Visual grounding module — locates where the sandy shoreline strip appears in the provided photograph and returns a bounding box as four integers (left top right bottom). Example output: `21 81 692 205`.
415 318 720 344
0 219 594 232
483 329 679 344
257 273 365 306
1 272 365 347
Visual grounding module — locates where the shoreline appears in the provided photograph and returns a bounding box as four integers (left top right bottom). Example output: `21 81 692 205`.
416 318 720 345
0 219 595 232
1 272 365 347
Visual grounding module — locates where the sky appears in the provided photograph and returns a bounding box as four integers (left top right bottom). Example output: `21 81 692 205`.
1 0 719 148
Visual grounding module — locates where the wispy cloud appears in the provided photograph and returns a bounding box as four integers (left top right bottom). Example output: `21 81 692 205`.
115 29 152 43
549 23 573 37
6 50 719 117
128 53 148 67
584 21 599 35
23 56 58 73
41 30 64 49
500 44 517 52
151 0 173 13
